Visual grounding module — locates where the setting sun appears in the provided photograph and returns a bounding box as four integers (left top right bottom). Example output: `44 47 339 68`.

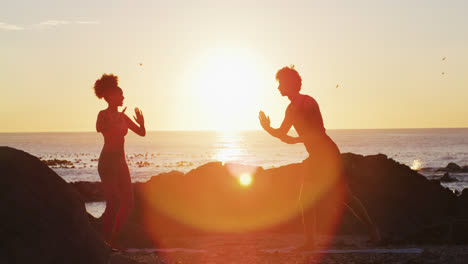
189 48 266 131
239 173 252 186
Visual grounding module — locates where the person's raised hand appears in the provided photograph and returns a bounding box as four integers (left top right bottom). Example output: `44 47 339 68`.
258 111 271 130
133 107 145 126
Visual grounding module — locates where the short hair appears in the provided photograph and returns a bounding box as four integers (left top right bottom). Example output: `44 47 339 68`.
93 74 119 99
275 65 302 92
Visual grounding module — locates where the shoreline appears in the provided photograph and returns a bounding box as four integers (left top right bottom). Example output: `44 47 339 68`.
71 157 468 204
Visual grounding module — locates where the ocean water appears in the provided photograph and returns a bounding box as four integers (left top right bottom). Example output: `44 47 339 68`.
2 129 468 192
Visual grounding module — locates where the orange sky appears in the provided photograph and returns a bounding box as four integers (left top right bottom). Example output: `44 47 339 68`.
1 0 468 132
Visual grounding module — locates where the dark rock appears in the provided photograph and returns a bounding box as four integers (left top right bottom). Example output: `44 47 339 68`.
435 162 460 172
451 220 468 244
71 153 468 247
40 158 74 168
341 153 457 241
0 147 109 264
71 181 105 202
440 172 458 182
429 179 441 185
456 189 468 219
462 166 468 172
446 162 461 172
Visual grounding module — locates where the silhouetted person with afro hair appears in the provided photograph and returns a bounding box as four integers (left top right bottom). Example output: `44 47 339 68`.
93 73 146 250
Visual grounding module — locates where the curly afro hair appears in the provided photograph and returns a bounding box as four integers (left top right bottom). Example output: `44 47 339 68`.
275 65 302 93
93 74 119 99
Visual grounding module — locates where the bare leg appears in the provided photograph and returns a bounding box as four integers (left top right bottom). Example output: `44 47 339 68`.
345 195 381 243
299 183 317 249
303 206 317 247
98 155 120 244
101 190 119 243
109 159 134 247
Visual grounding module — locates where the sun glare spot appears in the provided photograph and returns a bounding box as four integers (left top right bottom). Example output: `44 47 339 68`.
190 48 265 131
410 159 422 170
239 173 252 186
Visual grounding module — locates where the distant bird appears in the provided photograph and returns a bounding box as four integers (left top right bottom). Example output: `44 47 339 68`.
442 57 446 61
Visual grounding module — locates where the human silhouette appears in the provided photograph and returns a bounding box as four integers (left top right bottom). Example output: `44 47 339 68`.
93 74 146 250
259 65 380 249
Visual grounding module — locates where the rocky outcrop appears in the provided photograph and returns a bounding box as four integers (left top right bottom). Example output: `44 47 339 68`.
0 147 110 264
71 181 105 202
446 162 462 171
440 172 458 182
341 154 458 244
73 153 468 247
436 162 468 173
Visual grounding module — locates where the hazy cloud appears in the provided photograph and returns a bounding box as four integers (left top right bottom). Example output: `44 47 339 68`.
75 20 100 25
0 22 24 31
1 20 100 31
38 20 70 26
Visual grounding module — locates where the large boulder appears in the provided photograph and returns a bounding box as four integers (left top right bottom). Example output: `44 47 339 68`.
341 153 457 243
77 153 464 246
437 162 463 172
0 147 109 263
70 181 105 202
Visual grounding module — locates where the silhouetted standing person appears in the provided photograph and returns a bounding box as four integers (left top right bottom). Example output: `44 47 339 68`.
93 74 146 249
259 65 380 249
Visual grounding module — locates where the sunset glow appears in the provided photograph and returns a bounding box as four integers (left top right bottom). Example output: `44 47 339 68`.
190 49 264 131
239 173 252 186
2 1 468 132
213 131 246 164
4 2 468 264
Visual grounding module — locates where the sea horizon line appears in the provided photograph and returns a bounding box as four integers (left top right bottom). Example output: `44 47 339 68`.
1 127 468 134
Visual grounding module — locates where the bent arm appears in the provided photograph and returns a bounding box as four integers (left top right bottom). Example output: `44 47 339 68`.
266 123 291 139
278 134 302 144
264 106 294 139
124 115 146 136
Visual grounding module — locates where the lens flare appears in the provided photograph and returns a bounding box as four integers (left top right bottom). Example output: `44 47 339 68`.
239 173 252 186
141 150 347 259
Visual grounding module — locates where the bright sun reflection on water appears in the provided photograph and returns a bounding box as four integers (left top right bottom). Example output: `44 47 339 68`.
239 173 252 186
213 131 246 164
